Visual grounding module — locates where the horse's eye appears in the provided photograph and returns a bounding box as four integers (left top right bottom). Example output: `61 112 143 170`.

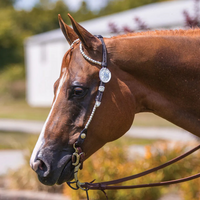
74 87 83 95
72 87 87 98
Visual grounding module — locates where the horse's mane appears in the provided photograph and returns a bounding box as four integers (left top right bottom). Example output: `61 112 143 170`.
112 28 200 39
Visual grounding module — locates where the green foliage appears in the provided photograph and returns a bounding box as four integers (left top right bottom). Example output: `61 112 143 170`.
63 144 164 200
15 1 70 35
0 0 16 8
6 137 200 200
1 64 25 81
0 0 170 71
0 64 25 100
0 131 38 150
0 100 50 120
143 142 200 200
63 142 200 200
180 176 200 200
0 7 24 68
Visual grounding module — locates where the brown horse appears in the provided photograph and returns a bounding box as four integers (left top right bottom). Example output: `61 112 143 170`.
30 14 200 186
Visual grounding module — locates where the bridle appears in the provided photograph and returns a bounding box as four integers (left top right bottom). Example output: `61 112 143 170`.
67 35 200 199
67 35 111 192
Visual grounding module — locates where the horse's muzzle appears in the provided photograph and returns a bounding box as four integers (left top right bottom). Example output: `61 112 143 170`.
30 149 74 185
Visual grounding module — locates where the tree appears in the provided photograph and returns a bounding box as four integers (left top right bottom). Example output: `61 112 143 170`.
183 0 200 28
0 0 173 70
0 0 17 7
0 5 23 69
108 0 200 34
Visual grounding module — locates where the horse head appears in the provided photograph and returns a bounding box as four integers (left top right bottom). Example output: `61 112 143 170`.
30 14 135 185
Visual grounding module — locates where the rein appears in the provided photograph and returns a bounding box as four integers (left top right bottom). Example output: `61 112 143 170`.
82 144 200 190
67 35 200 199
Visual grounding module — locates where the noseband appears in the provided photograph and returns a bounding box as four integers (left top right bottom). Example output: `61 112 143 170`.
67 36 200 199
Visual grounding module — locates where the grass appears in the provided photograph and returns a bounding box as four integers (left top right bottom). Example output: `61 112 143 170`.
0 99 176 127
0 100 50 121
133 112 176 127
0 96 173 151
0 99 168 151
0 131 158 151
112 135 159 146
0 131 38 150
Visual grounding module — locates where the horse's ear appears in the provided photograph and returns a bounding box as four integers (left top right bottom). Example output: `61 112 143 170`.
68 14 101 50
58 14 78 45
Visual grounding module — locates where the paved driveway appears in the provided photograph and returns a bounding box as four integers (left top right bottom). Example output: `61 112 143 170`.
0 150 25 175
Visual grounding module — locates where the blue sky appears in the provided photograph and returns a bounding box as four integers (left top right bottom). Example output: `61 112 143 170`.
14 0 107 11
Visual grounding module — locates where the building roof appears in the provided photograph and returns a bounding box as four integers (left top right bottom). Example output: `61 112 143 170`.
25 0 194 45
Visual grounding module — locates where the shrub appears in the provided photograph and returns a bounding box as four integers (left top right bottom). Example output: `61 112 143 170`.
63 141 200 200
6 137 200 200
63 144 164 200
0 64 25 101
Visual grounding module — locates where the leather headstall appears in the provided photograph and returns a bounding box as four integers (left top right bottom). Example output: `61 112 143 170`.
67 35 111 195
76 35 108 148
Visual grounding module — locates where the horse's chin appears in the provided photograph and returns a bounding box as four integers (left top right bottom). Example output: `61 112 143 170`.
56 161 75 185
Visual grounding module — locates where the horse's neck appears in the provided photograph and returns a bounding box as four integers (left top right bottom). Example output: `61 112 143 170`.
109 35 200 137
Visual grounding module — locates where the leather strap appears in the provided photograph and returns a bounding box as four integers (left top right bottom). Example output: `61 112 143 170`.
95 35 107 67
81 144 200 190
76 35 108 148
76 128 87 147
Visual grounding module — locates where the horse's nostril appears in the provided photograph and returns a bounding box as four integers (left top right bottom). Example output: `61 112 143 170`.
39 160 45 170
32 160 42 172
32 159 50 178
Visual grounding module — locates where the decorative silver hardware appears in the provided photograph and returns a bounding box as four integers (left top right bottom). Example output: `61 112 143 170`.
85 102 98 129
79 42 102 66
96 101 101 107
70 39 79 49
98 86 105 92
99 67 111 83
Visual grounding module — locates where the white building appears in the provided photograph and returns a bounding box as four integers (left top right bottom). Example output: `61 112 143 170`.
25 0 195 106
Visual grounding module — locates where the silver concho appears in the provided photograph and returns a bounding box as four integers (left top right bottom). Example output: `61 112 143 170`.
99 68 111 83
